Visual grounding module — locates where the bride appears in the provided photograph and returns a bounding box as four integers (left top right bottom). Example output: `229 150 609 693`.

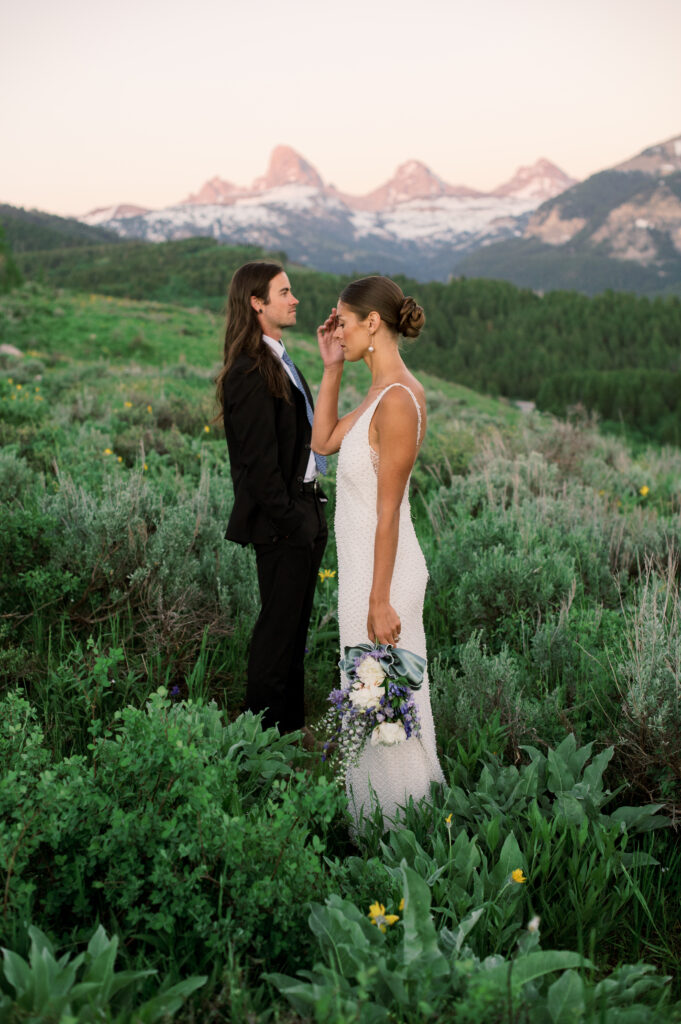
312 275 444 829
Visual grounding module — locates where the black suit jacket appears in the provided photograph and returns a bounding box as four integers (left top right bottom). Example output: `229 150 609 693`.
223 350 318 546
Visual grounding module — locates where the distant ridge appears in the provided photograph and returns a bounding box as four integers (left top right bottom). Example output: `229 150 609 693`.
81 144 576 220
0 203 123 253
457 132 681 296
75 145 576 282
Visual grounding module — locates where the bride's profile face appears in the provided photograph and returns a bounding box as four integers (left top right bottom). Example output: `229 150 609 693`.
334 301 371 362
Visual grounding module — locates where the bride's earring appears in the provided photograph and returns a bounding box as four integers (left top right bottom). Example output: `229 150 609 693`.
368 333 375 353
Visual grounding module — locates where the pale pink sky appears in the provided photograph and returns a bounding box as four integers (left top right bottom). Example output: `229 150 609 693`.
1 0 679 216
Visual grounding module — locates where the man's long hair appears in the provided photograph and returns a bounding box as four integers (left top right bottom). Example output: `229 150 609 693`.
215 261 291 413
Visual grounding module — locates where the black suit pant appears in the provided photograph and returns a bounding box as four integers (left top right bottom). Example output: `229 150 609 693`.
246 489 327 733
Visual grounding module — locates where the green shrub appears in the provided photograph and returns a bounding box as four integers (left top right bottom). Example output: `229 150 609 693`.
0 692 346 975
612 563 681 799
0 924 205 1022
268 863 677 1023
431 634 564 757
368 735 670 957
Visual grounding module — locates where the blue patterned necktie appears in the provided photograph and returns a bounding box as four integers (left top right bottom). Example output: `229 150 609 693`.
281 349 327 475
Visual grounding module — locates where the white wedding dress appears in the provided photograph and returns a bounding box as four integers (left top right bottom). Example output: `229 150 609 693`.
335 383 445 829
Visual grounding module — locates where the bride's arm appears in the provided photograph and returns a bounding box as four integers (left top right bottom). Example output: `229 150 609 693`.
367 389 420 645
311 309 357 455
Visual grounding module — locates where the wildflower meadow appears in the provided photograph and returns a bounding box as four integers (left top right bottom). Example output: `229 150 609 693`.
0 281 680 1022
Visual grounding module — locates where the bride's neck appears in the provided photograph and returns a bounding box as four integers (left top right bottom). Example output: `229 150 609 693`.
365 342 404 386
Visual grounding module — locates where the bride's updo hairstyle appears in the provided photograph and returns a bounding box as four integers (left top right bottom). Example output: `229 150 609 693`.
339 276 425 339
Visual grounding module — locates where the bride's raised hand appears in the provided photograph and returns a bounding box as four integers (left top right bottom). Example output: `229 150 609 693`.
367 600 402 648
316 307 344 367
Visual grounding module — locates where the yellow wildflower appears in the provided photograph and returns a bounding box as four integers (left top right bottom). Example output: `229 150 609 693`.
512 869 527 884
368 902 399 933
398 898 405 911
639 485 650 497
7 378 13 384
16 384 22 390
117 456 123 463
143 463 148 471
445 812 453 827
147 404 152 414
318 568 337 582
103 448 113 456
124 401 133 408
203 425 210 433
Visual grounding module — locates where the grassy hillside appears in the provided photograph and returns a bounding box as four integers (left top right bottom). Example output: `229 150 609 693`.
12 237 681 447
1 283 681 1021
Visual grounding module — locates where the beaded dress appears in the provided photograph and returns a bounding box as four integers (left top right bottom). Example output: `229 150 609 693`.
335 383 444 828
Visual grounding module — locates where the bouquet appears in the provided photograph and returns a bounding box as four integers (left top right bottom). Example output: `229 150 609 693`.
323 643 424 774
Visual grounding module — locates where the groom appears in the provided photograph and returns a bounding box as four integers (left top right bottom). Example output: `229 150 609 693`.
219 261 327 738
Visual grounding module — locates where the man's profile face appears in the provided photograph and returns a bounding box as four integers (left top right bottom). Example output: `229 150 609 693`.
260 272 299 337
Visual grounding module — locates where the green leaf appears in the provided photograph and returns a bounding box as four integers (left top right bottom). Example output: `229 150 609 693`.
1 949 31 998
133 975 207 1022
554 794 587 826
400 864 448 977
610 804 669 833
486 815 501 853
483 950 592 989
547 969 585 1022
491 830 525 887
441 907 485 954
547 747 576 794
581 746 613 794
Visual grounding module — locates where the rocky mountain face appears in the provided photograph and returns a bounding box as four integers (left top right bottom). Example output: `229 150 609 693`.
79 146 576 280
457 133 681 294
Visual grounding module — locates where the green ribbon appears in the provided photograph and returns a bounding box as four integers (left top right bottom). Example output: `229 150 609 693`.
339 643 425 690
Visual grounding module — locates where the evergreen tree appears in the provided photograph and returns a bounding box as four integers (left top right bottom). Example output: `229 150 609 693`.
0 226 22 293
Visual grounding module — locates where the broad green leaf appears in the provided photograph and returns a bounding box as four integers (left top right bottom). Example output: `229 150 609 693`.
486 815 501 853
82 928 119 993
547 748 576 795
554 733 579 763
547 968 585 1022
554 794 587 826
1 950 31 997
444 907 485 953
611 805 669 833
26 926 56 960
133 975 207 1022
85 924 115 962
491 831 525 887
483 950 592 988
400 864 448 976
581 747 613 794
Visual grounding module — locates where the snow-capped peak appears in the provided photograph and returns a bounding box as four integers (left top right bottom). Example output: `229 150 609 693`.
492 159 577 200
80 203 150 225
252 145 325 191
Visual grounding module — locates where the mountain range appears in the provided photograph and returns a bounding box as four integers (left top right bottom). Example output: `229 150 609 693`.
11 133 676 295
79 146 577 280
456 134 681 295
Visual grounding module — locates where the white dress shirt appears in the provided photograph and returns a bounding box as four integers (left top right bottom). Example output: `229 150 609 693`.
262 334 317 483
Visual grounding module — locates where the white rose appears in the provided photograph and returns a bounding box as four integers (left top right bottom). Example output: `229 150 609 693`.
349 683 383 710
356 657 386 688
370 722 407 746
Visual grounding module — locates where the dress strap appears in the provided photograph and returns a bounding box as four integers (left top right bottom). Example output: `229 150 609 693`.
376 383 423 445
